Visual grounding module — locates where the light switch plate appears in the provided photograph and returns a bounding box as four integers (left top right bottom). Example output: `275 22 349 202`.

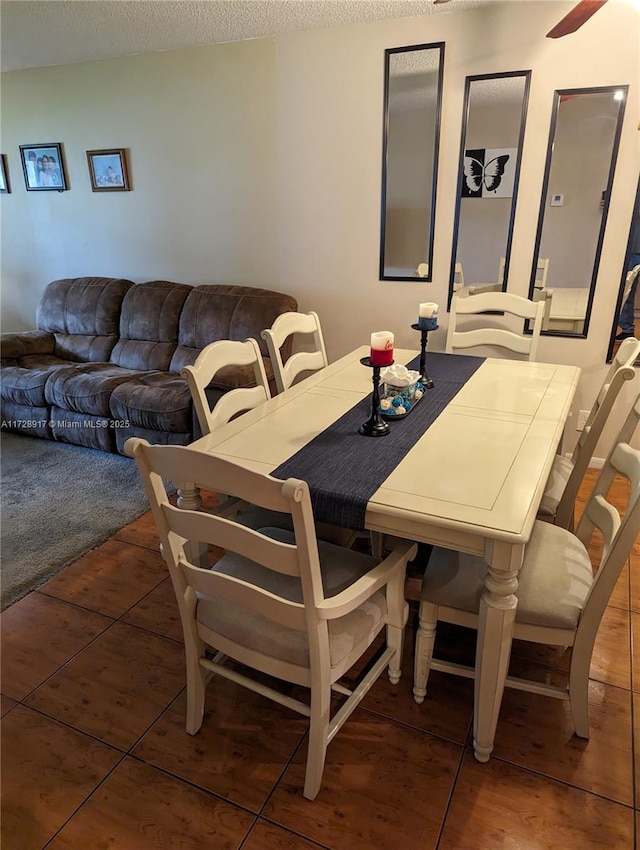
550 193 564 206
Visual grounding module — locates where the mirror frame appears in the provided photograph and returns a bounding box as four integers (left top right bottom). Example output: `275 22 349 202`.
447 70 531 309
527 85 628 338
607 174 640 363
379 41 445 282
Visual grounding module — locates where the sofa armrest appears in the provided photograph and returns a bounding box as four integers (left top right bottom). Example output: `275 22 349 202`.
1 330 56 359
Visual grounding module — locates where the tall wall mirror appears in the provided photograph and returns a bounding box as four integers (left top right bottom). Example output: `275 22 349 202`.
447 70 531 306
607 175 640 363
527 85 627 337
379 42 445 281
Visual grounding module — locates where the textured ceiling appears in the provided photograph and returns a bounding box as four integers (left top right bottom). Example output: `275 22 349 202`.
0 0 493 73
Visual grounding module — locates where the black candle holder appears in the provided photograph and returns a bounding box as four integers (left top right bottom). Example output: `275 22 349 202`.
411 322 436 389
358 356 392 437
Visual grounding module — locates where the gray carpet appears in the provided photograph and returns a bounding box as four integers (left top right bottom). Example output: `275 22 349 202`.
1 433 154 610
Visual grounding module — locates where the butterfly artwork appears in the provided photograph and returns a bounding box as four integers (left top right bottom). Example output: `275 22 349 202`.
461 148 517 198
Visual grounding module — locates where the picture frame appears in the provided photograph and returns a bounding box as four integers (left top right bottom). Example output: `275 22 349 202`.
461 147 518 199
86 148 130 192
0 155 10 193
19 143 67 191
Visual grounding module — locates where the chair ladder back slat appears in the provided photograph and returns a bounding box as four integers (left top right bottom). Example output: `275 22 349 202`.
262 311 328 394
181 337 270 436
163 503 303 576
575 491 640 661
208 384 270 432
282 350 327 389
446 291 544 361
179 556 308 631
557 370 637 528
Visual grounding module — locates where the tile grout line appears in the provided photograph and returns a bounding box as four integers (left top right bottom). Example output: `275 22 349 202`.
434 723 472 849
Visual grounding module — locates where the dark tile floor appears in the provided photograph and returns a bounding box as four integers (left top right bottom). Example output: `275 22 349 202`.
1 471 637 849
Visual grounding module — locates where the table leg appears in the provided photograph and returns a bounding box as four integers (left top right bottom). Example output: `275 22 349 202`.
472 540 522 762
177 482 208 569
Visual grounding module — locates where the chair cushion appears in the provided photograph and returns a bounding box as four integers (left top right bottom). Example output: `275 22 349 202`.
45 363 144 416
197 528 386 668
538 454 574 517
109 372 193 432
422 520 593 631
236 507 356 548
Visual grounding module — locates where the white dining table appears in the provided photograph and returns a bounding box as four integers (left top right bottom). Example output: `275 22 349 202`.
186 346 580 762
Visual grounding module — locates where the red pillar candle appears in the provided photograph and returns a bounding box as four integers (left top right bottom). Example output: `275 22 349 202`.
370 331 394 366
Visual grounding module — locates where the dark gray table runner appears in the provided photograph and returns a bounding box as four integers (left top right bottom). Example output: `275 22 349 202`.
272 352 485 530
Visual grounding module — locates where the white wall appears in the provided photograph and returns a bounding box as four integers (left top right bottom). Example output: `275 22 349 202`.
2 0 640 453
0 38 278 329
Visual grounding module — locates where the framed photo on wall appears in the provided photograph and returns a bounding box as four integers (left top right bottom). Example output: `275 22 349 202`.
0 155 10 193
19 143 67 191
86 148 130 191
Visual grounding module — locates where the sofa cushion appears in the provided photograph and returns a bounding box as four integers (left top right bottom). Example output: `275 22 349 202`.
115 423 192 455
45 363 145 416
1 355 78 406
37 277 133 362
1 401 51 438
1 330 55 360
48 407 116 452
169 285 298 373
110 372 193 433
207 359 276 392
110 281 191 371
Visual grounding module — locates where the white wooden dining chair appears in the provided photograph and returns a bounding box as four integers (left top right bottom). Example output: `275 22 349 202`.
452 261 465 291
181 337 270 436
181 336 354 543
532 286 554 332
261 311 328 394
127 438 417 800
445 290 545 361
413 392 640 740
497 256 549 290
534 257 550 289
538 336 640 529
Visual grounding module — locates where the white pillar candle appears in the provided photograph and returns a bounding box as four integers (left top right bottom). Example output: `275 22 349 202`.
419 302 438 318
370 331 394 366
418 302 439 330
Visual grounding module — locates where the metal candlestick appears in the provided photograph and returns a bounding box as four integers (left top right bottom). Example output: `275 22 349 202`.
358 356 391 437
411 322 436 389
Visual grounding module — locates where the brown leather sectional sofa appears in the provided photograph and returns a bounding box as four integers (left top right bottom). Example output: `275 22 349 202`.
1 277 297 454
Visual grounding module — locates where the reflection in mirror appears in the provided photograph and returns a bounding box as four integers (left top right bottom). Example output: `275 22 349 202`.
528 86 627 337
379 42 444 281
608 175 640 363
448 71 531 306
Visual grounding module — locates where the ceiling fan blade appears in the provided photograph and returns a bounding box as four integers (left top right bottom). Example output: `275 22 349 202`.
546 0 608 38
